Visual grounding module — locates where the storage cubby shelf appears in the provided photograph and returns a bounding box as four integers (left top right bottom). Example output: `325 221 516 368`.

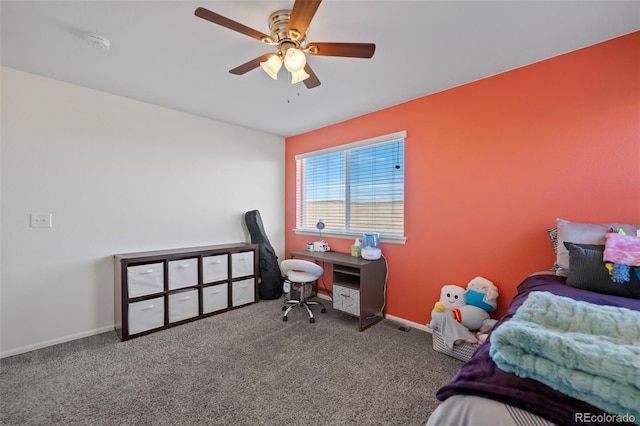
114 243 258 341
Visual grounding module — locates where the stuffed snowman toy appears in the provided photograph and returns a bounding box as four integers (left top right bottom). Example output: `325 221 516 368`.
429 284 489 331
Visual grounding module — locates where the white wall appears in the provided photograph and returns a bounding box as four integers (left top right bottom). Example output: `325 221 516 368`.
0 67 285 357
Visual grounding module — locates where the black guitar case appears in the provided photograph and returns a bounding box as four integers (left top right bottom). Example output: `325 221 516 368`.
244 210 283 300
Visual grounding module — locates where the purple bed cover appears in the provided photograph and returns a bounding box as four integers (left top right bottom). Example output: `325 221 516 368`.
436 273 640 425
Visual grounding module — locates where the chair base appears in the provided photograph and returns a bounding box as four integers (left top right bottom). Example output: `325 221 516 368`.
282 298 326 323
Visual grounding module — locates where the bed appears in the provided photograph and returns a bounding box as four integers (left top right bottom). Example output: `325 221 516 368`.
427 219 640 426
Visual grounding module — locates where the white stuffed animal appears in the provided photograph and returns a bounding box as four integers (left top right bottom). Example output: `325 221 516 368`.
439 284 467 310
429 284 490 331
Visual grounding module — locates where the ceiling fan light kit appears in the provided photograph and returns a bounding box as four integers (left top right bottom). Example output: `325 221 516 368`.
260 55 282 80
194 0 376 90
291 68 310 84
283 48 306 72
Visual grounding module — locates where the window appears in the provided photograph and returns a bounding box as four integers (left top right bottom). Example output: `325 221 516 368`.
295 131 406 242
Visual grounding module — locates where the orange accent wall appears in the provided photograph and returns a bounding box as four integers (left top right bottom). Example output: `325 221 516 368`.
285 32 640 324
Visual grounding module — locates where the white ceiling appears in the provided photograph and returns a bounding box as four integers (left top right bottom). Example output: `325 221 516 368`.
2 1 639 137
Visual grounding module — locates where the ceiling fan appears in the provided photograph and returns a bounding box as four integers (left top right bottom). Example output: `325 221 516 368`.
194 0 376 89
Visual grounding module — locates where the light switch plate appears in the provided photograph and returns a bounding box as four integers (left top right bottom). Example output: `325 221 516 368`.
30 213 52 228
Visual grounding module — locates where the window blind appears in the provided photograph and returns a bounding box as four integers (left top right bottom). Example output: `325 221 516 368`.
295 131 405 239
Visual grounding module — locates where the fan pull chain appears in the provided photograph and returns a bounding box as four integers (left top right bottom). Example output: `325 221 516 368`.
286 72 302 104
287 90 301 104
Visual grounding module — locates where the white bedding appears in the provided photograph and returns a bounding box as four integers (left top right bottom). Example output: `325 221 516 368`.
427 395 557 426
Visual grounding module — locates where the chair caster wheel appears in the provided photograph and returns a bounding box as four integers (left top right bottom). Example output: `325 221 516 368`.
310 318 315 323
282 306 287 311
283 316 288 322
321 308 327 313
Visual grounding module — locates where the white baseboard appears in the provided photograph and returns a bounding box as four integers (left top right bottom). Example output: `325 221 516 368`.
3 295 433 358
385 314 432 333
2 301 432 358
0 325 114 359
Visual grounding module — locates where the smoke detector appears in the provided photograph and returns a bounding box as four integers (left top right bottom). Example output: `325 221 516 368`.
83 34 111 50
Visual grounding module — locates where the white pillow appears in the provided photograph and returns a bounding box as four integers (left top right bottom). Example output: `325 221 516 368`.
555 218 639 277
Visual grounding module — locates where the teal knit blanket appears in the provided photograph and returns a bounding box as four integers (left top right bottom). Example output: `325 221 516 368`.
489 291 640 424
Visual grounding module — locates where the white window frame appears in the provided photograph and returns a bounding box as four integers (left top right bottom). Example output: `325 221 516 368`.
294 131 407 244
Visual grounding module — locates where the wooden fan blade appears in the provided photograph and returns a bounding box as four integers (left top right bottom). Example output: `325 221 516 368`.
195 7 273 44
303 63 321 89
229 53 276 75
287 0 322 42
307 42 376 58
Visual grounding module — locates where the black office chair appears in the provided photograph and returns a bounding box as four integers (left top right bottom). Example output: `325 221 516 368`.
280 259 326 323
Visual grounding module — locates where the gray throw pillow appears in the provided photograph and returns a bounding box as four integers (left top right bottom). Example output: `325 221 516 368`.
563 242 640 299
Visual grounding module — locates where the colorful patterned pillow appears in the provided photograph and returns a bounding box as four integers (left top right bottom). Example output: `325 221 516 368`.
603 233 640 283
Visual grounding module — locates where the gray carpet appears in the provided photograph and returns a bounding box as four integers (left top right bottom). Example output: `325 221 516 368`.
1 298 462 426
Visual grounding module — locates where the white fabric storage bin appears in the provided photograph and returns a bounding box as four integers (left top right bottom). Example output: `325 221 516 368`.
168 258 198 290
432 329 479 362
232 278 255 306
168 289 199 323
333 284 360 316
128 296 164 335
127 263 164 298
202 254 228 283
202 283 228 314
231 252 254 278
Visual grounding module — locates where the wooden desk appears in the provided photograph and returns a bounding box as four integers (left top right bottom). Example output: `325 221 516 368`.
290 250 387 331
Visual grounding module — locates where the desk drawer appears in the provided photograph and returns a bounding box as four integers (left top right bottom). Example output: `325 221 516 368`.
333 284 360 316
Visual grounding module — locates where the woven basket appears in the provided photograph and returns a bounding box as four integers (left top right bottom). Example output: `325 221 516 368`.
431 329 479 362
